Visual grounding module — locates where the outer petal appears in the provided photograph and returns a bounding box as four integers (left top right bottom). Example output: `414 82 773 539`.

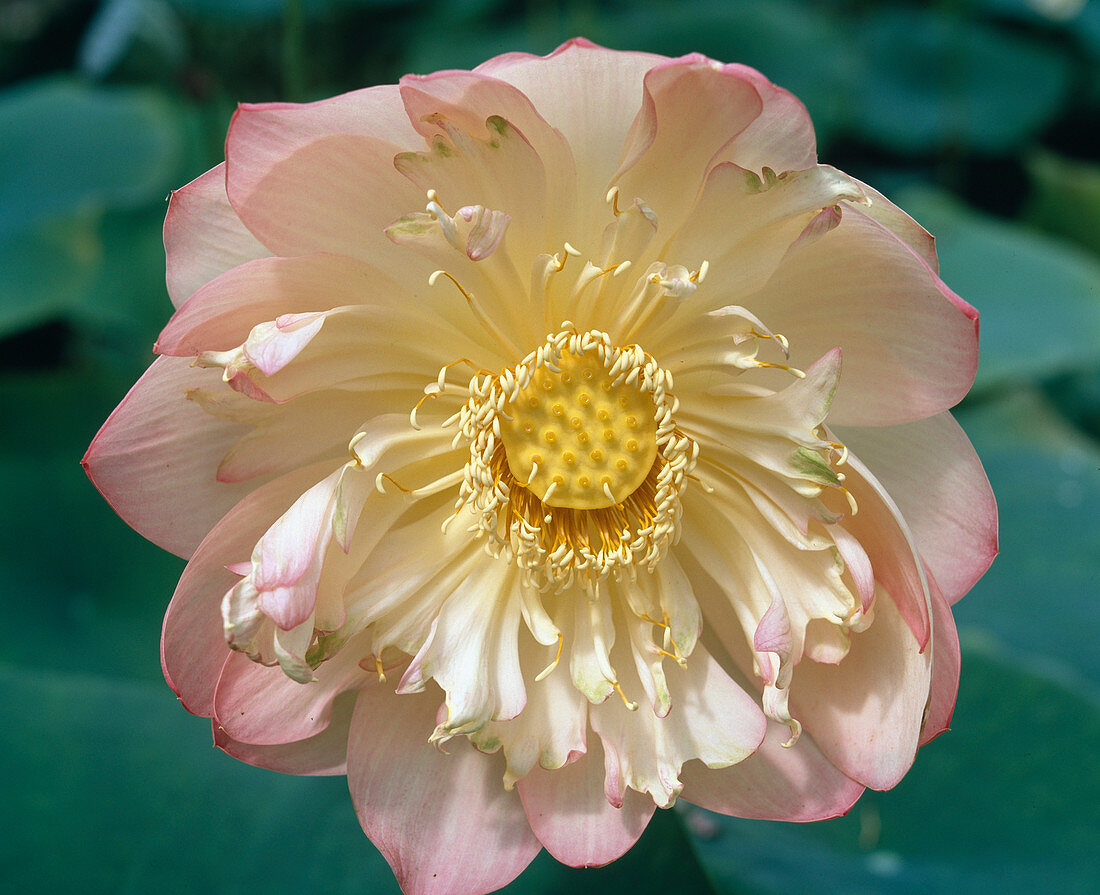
518 737 654 867
212 690 355 776
347 687 541 895
680 720 864 821
789 580 933 791
755 206 979 426
836 412 998 605
225 87 424 263
83 356 254 558
920 573 961 746
160 461 336 717
164 163 269 307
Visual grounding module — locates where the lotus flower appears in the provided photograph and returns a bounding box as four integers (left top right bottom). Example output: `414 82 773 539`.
84 39 997 895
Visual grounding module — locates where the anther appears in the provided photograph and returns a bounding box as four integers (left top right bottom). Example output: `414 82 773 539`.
534 634 564 682
605 186 622 216
612 680 638 711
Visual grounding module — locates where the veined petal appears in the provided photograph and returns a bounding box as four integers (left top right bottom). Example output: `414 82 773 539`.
590 640 767 809
83 356 256 558
213 634 370 745
225 87 423 262
754 206 978 426
348 687 541 895
789 580 934 790
518 736 654 867
163 163 269 307
836 412 998 605
476 39 665 236
213 690 355 776
680 720 864 821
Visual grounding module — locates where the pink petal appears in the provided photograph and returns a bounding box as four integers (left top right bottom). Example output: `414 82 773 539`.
920 572 961 745
163 163 269 308
347 687 540 895
225 88 423 262
680 721 864 821
840 453 932 651
160 461 338 716
475 39 665 220
757 206 979 426
789 576 933 791
213 644 369 745
212 691 355 776
615 56 764 231
711 63 817 173
517 737 654 868
82 356 256 558
853 180 938 271
835 412 998 605
157 253 391 357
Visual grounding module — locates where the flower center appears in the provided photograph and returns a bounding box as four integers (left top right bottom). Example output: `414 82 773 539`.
499 351 659 510
444 325 695 591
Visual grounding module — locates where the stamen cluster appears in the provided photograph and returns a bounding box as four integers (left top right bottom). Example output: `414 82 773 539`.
444 325 697 591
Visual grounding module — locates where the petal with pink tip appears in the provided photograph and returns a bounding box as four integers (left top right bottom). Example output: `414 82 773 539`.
790 578 933 791
518 736 654 867
680 721 864 821
476 39 664 225
711 64 817 173
755 206 978 426
160 461 337 717
164 163 269 308
225 88 424 263
835 412 998 605
214 637 370 745
851 180 938 270
348 687 541 895
839 454 931 651
920 573 961 745
83 356 255 558
615 56 763 231
212 690 355 776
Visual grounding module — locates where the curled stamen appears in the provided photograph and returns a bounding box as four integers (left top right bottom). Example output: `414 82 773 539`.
606 186 622 216
751 328 791 358
376 472 411 494
612 679 639 712
348 431 368 466
689 260 709 283
755 360 806 379
410 391 437 430
534 633 564 682
827 440 849 465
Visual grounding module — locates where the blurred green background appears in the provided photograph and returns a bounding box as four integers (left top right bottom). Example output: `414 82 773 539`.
2 0 1098 892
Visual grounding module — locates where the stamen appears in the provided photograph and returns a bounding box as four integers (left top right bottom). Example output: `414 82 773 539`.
605 186 622 216
347 431 368 466
755 359 807 379
429 269 520 357
534 633 564 682
612 679 639 711
410 391 437 430
375 472 411 494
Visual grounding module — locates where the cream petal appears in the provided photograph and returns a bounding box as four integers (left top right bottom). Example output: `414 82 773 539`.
347 687 540 895
591 637 766 809
853 180 938 270
224 86 424 262
614 57 764 236
835 412 998 606
163 163 269 307
710 64 817 173
517 735 655 867
476 39 665 238
399 560 527 738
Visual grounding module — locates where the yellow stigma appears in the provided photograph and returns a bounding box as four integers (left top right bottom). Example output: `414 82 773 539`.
500 351 658 509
